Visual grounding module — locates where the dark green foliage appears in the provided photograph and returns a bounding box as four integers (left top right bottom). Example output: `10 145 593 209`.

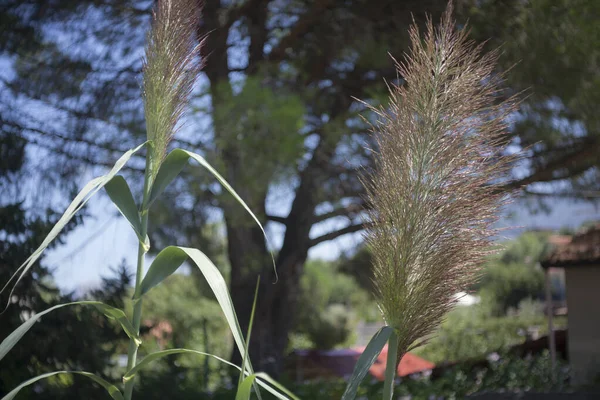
477 232 551 315
284 353 569 399
294 259 378 350
478 263 545 316
461 0 600 197
414 306 567 364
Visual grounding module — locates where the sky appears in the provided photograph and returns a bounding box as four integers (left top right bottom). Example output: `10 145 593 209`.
45 189 600 293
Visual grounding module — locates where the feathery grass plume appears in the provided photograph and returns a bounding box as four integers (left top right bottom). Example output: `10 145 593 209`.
362 3 518 363
143 0 203 176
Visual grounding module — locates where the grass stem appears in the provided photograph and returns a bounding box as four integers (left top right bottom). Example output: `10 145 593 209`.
382 330 398 400
123 154 153 400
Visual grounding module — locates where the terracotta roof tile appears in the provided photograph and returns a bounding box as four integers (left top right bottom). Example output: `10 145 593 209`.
542 223 600 268
353 345 435 379
290 347 434 380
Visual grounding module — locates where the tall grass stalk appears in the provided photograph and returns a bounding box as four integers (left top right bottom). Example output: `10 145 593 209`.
123 157 152 399
358 3 519 397
124 1 202 398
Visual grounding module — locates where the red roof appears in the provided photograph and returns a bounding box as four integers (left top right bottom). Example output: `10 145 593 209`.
353 345 435 379
290 347 434 381
542 223 600 268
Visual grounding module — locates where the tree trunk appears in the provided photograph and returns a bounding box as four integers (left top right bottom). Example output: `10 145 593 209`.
228 136 333 376
229 239 307 376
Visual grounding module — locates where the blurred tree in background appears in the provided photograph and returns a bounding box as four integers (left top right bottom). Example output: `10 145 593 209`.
463 0 600 199
1 0 599 378
476 232 551 315
293 259 377 350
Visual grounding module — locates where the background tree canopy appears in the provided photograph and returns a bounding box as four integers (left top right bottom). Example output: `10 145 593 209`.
1 0 599 378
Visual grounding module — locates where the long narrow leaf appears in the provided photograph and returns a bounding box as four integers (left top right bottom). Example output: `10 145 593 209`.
181 247 254 377
238 277 260 388
123 348 234 382
145 148 277 280
104 175 143 242
2 371 123 400
236 277 261 400
135 246 254 381
0 143 147 310
0 301 140 361
254 373 300 400
236 374 257 400
182 150 264 236
136 246 188 296
123 348 294 400
341 326 394 400
147 148 190 207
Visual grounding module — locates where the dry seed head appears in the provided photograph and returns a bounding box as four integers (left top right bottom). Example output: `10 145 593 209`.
362 3 519 356
143 0 204 175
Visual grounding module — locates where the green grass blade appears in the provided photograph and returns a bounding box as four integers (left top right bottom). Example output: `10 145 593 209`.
122 348 235 382
122 348 294 400
341 326 394 400
254 373 300 400
238 278 260 386
2 371 123 400
180 247 256 380
147 148 190 208
136 246 188 297
382 330 399 400
135 246 256 382
148 148 277 280
236 374 257 400
89 302 142 346
0 142 147 311
105 175 143 243
182 150 264 238
0 301 140 361
236 277 261 399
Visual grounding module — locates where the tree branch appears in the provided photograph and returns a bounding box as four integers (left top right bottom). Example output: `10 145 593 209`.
308 222 367 247
507 136 600 189
223 0 267 30
524 188 600 200
267 0 334 62
314 201 365 223
266 214 287 224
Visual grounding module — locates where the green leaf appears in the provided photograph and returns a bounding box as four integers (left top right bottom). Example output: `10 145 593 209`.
0 142 147 310
0 301 140 361
2 371 123 400
105 175 143 242
236 277 261 399
182 149 264 236
123 348 234 383
341 326 394 400
236 374 257 400
123 348 294 400
145 148 277 280
147 148 190 207
137 246 188 297
253 373 300 400
136 246 254 380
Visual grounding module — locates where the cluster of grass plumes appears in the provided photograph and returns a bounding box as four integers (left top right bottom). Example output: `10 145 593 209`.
143 0 204 176
362 4 518 361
